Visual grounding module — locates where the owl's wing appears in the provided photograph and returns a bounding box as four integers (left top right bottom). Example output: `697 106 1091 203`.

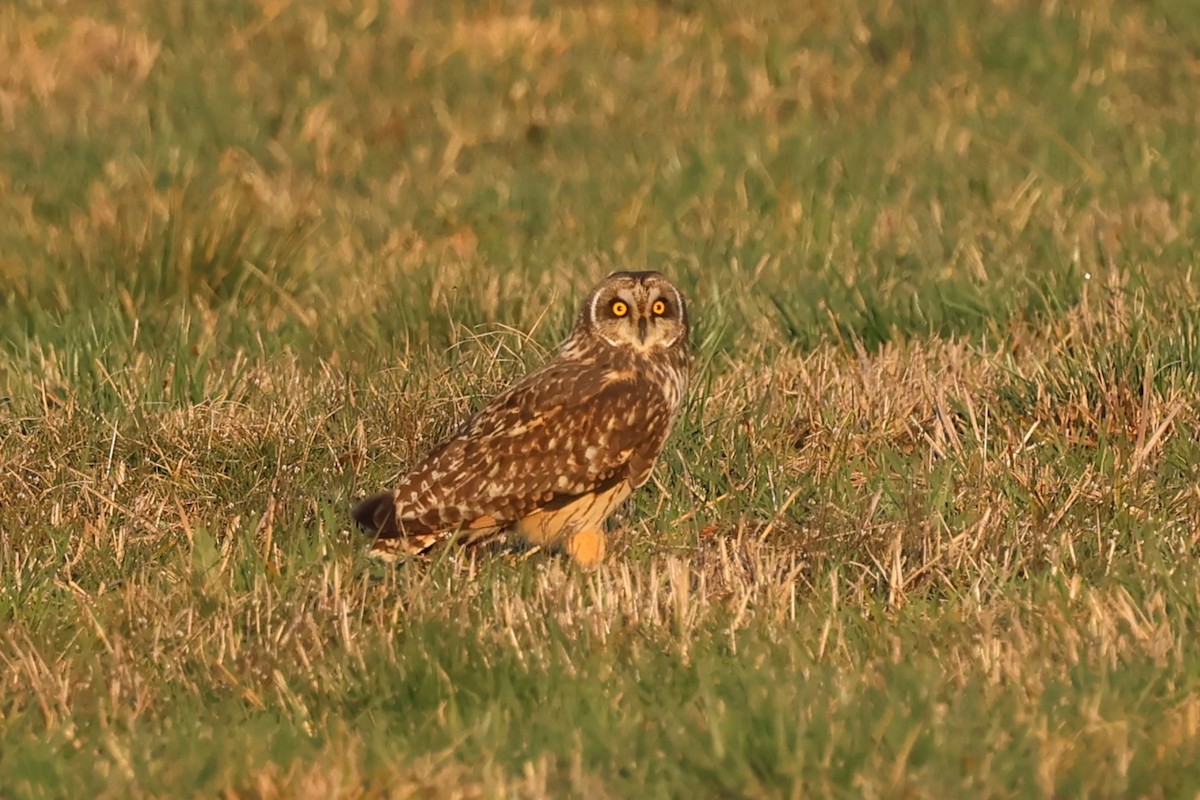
354 358 673 541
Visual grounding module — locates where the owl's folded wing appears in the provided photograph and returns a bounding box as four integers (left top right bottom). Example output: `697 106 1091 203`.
354 358 673 540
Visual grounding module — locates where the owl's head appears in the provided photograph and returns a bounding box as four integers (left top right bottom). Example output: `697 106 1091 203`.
576 271 689 353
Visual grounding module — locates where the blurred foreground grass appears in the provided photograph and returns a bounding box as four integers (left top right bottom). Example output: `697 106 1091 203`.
3 0 1200 796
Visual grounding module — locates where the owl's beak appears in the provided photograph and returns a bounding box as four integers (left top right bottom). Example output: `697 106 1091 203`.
637 317 648 343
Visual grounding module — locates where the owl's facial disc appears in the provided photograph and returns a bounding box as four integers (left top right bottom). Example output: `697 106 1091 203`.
579 271 688 353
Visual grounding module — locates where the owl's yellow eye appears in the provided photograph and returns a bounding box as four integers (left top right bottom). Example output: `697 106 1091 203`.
651 299 667 316
611 300 629 317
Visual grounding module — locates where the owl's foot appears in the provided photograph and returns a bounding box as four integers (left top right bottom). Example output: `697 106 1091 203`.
565 528 606 569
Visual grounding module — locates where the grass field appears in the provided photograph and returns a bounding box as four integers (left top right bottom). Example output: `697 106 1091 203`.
3 0 1200 796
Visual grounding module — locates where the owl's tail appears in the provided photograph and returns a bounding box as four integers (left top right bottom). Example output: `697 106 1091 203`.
352 491 448 561
351 491 401 536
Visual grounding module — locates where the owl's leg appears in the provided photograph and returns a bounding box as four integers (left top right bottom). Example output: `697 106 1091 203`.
565 528 606 569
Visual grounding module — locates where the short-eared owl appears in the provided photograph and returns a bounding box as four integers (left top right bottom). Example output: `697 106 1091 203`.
352 271 691 568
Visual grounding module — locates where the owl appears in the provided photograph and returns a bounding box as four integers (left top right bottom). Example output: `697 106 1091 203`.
352 271 691 568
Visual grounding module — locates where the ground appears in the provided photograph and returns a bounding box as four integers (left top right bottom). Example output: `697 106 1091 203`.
3 0 1200 797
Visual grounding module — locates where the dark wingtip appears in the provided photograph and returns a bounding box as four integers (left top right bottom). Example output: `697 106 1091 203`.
351 491 397 535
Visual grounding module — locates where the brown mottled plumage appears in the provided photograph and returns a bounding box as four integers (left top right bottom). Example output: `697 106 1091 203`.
352 271 691 567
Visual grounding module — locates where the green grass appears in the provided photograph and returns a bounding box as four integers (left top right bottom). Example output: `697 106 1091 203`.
4 0 1200 796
